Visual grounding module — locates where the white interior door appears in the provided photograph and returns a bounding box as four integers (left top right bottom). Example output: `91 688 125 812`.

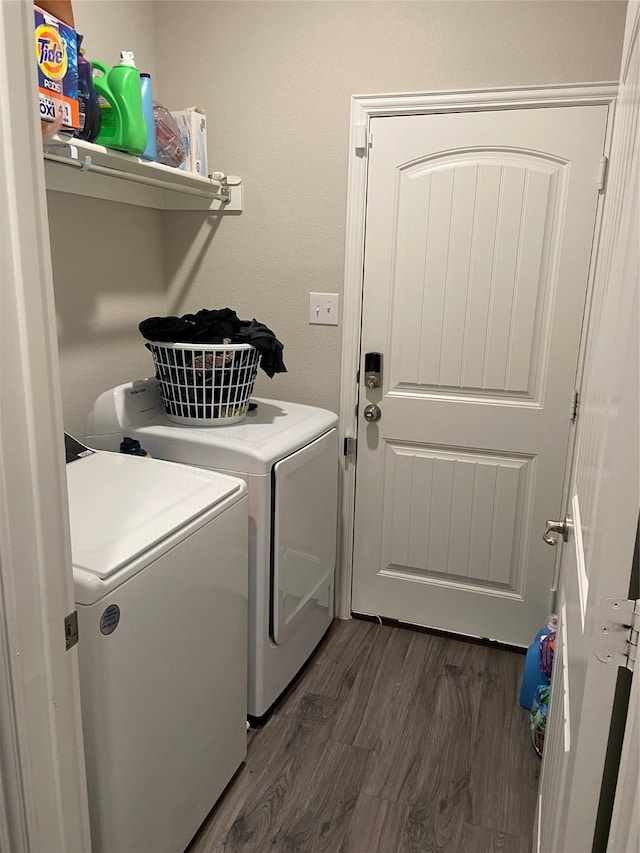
351 103 610 645
536 5 639 847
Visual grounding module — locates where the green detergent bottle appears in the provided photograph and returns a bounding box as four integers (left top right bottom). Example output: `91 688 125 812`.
92 51 146 155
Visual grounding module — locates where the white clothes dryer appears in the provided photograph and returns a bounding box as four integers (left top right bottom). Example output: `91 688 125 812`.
86 379 339 721
65 434 248 853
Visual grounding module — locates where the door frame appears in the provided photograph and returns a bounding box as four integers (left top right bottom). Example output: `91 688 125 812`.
0 1 91 850
337 82 617 619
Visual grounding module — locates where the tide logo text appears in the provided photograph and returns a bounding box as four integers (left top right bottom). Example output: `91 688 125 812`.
35 25 67 80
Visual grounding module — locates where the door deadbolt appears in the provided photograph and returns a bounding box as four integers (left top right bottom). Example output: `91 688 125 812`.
363 404 381 423
364 352 382 389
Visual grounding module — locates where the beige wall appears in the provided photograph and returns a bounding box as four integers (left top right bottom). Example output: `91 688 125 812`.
48 195 165 436
50 1 626 434
74 0 158 80
154 0 626 415
49 0 164 437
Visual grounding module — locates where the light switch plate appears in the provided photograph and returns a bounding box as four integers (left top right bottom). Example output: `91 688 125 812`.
309 292 339 325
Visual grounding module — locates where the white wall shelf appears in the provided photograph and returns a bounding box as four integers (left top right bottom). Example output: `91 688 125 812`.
42 136 242 213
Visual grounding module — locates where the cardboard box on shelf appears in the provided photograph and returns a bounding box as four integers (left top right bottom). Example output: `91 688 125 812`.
171 107 207 176
34 5 79 131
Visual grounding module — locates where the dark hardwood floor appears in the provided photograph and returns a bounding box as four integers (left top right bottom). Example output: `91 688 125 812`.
188 618 539 853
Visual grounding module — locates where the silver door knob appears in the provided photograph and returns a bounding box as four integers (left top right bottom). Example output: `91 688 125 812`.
363 403 381 423
543 518 571 546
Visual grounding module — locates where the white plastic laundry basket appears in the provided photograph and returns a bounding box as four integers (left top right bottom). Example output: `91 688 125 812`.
147 341 259 425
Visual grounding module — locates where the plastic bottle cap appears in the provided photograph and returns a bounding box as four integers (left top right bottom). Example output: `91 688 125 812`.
140 72 151 78
119 51 136 66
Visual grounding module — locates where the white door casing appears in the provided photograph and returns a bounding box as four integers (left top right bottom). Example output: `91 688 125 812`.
536 3 640 849
349 102 611 645
0 1 91 851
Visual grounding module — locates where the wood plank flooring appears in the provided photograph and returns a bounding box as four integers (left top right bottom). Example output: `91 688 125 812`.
187 618 539 853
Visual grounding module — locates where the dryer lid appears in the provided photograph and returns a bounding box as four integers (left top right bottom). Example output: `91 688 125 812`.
66 452 243 579
87 380 338 475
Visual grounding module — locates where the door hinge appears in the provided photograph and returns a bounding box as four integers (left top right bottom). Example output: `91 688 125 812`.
597 156 608 193
594 598 639 672
570 389 579 423
353 125 372 155
65 611 78 650
343 436 357 458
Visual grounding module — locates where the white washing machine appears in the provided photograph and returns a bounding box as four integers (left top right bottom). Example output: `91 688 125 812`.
86 379 339 721
65 434 248 853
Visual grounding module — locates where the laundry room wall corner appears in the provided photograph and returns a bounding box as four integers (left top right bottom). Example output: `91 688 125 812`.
49 1 166 438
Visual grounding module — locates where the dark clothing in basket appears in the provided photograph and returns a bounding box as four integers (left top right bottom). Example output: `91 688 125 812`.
139 308 286 377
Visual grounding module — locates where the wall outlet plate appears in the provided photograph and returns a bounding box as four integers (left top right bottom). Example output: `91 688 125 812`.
309 292 339 325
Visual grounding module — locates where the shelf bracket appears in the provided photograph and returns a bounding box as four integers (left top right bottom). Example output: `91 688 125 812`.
216 181 231 205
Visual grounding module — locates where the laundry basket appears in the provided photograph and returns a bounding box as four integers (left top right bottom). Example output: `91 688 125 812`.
147 341 259 425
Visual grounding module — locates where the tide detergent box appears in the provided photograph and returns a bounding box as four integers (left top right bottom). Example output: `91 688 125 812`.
171 107 208 176
34 5 79 131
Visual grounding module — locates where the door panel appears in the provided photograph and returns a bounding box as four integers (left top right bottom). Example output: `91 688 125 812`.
352 105 609 644
391 155 559 398
272 430 337 645
381 443 531 593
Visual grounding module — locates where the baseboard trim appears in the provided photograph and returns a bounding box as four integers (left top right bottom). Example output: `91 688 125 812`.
351 612 526 654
